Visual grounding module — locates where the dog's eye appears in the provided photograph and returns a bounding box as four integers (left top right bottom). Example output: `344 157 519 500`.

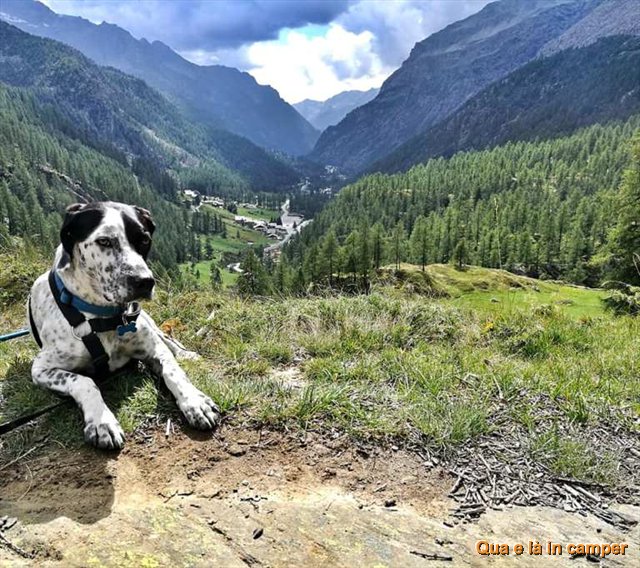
140 235 151 245
96 237 112 248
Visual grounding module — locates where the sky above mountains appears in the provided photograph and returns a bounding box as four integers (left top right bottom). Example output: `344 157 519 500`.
41 0 489 103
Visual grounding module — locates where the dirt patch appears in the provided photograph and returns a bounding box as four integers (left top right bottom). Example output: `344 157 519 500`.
267 367 305 390
117 426 451 518
1 426 638 567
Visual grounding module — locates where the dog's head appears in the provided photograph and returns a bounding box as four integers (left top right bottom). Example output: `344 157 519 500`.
60 201 156 305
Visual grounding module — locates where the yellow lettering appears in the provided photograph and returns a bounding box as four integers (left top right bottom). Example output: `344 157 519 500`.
477 541 489 555
586 544 601 556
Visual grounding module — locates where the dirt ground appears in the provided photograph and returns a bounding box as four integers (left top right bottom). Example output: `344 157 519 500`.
1 426 638 567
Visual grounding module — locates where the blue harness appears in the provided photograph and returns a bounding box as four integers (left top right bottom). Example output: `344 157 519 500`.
29 271 140 377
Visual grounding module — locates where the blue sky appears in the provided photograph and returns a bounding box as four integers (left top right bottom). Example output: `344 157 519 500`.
41 0 490 103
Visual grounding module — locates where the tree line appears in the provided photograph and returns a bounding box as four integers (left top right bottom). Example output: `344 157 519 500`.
278 117 640 291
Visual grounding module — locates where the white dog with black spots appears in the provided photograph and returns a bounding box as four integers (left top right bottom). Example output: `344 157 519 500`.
28 201 220 449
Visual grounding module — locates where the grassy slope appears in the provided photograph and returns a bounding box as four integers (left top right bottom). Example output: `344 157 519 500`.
236 206 279 222
423 264 606 318
1 258 638 488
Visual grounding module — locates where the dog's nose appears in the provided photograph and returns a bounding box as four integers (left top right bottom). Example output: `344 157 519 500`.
129 276 155 298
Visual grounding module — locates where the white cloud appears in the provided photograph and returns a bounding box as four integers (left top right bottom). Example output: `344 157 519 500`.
244 24 387 103
206 0 491 104
338 0 490 67
41 0 491 104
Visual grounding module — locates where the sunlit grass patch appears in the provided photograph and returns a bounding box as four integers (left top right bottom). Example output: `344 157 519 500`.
1 261 638 490
530 429 620 484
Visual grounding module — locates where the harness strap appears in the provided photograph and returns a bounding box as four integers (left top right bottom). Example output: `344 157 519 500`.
46 270 139 378
28 296 42 348
80 333 111 377
48 270 86 327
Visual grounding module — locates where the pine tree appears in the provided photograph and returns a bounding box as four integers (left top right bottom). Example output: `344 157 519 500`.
452 236 467 269
371 222 385 270
357 222 371 289
608 135 640 284
210 263 222 290
410 215 429 271
320 229 338 286
391 221 406 271
236 250 271 296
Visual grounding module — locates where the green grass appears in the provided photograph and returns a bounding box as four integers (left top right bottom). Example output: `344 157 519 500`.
181 258 238 287
384 264 606 318
237 206 280 222
1 257 638 487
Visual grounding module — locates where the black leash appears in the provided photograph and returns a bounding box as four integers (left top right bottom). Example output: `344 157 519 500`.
0 401 69 437
0 362 139 438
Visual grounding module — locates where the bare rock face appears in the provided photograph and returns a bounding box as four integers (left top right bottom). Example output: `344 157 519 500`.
371 34 640 174
540 0 640 56
1 431 639 567
309 0 640 174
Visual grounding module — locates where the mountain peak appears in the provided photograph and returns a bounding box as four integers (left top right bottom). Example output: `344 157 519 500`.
308 0 627 173
0 0 319 155
295 88 380 132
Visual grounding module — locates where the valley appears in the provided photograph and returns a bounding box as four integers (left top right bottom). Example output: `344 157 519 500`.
180 197 307 288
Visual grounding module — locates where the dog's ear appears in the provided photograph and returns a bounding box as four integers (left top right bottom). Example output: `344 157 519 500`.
66 203 86 214
134 206 156 236
60 203 104 256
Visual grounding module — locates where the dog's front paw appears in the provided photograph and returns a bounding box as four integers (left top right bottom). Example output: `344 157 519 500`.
178 389 220 430
84 409 125 450
176 349 201 361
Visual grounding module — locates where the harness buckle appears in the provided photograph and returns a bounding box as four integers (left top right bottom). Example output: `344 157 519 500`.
124 301 141 320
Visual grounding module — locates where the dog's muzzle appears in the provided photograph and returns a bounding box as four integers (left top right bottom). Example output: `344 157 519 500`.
128 276 155 300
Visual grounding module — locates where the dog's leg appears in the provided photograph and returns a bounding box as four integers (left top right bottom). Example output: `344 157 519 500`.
31 352 125 449
142 340 219 430
139 312 199 360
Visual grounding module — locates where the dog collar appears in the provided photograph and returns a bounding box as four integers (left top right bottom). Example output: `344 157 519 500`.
53 271 124 317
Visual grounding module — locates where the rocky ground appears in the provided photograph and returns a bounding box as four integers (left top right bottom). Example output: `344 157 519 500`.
1 425 638 567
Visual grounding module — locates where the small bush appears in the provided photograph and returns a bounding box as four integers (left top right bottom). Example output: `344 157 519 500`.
602 285 640 316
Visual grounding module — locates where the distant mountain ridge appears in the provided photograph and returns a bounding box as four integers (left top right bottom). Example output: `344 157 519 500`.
372 35 640 173
294 88 379 132
309 0 637 174
0 21 300 192
0 0 319 156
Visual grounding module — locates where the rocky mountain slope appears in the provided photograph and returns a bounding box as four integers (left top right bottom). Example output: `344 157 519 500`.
0 0 319 156
0 21 299 192
540 0 640 55
294 88 379 132
309 0 608 173
372 35 640 173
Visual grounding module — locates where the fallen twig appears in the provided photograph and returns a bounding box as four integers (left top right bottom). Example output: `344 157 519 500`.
0 532 34 560
410 549 453 561
0 438 49 473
